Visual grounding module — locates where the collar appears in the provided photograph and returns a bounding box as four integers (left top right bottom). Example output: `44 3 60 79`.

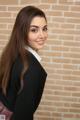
25 46 41 62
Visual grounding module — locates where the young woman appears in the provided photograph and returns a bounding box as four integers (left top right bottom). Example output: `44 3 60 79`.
0 6 48 120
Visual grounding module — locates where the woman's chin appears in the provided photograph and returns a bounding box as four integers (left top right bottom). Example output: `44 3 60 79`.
37 45 44 50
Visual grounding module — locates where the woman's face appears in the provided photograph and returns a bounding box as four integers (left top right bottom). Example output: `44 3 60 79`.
27 16 48 51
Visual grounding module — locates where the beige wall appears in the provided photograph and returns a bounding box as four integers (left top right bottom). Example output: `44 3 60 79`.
0 0 80 120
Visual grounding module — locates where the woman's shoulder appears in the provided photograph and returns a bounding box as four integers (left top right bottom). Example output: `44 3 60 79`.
12 55 23 71
28 52 47 76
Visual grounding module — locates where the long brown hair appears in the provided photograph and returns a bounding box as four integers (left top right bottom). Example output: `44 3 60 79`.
0 6 47 95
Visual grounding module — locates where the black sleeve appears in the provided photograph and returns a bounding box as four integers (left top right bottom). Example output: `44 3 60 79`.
33 68 47 112
11 64 41 120
11 51 47 120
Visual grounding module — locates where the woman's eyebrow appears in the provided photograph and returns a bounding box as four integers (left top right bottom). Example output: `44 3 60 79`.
30 25 39 28
30 25 47 28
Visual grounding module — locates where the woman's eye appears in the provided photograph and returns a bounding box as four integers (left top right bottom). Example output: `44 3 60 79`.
43 27 48 32
30 29 38 33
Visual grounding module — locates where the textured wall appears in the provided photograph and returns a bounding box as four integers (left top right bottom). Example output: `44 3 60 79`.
0 0 80 120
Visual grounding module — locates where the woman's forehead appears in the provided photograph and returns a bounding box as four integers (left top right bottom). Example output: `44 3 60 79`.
30 16 47 26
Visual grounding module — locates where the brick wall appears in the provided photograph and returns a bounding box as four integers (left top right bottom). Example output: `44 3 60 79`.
0 0 80 120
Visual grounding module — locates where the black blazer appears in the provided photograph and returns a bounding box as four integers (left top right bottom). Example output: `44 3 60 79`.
0 52 47 120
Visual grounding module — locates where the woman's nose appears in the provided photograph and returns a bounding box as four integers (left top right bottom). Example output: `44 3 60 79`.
39 29 44 38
